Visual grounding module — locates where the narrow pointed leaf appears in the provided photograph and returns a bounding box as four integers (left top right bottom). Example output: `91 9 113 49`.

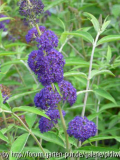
32 129 65 148
93 88 116 104
7 90 39 102
64 71 87 78
84 12 100 32
12 106 50 119
82 136 120 145
90 70 114 79
97 35 120 45
0 131 9 143
64 31 94 43
9 133 29 160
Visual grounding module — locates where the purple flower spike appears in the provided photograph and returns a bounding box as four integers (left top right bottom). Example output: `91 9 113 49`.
39 109 66 133
67 116 97 142
19 0 44 18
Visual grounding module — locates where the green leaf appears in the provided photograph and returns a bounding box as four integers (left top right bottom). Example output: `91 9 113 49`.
9 133 29 160
0 3 6 12
112 4 120 18
54 83 62 97
0 51 25 56
23 147 50 153
32 129 65 148
4 43 28 48
12 106 50 119
64 71 87 78
63 31 94 44
44 0 67 11
74 146 120 153
90 70 114 79
0 65 12 81
1 124 14 134
84 12 100 32
60 32 68 44
100 103 119 112
57 18 65 31
97 35 120 45
93 88 117 104
0 17 14 22
87 112 101 121
77 90 93 95
101 20 111 33
65 58 98 68
25 113 37 129
0 88 3 106
0 131 9 143
107 46 112 62
7 90 39 102
0 80 21 86
1 60 23 67
82 136 120 145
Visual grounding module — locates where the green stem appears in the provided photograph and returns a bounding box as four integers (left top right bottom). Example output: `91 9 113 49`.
2 112 12 146
81 32 100 117
13 113 49 160
57 104 70 152
35 24 41 36
51 84 71 154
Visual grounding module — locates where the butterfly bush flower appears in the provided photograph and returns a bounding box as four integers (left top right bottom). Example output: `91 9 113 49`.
67 116 97 142
39 109 66 133
0 84 10 104
19 0 44 18
36 30 58 52
59 80 77 106
28 48 65 86
34 85 61 110
26 27 58 51
25 26 46 43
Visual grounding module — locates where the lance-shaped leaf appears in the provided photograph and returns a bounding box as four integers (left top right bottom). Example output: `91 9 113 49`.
84 12 100 32
90 70 115 79
97 35 120 45
63 31 94 44
9 133 29 160
12 106 50 119
93 88 117 104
